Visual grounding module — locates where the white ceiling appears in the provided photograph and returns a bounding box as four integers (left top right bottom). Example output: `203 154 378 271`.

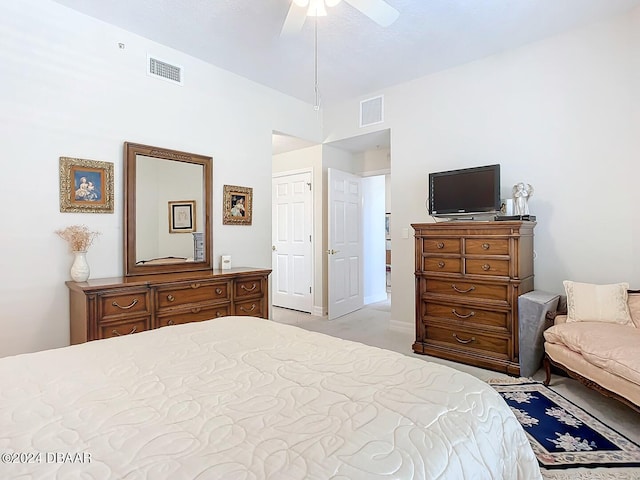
51 0 640 108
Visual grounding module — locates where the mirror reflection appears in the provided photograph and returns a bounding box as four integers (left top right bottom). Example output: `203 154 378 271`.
135 155 204 265
124 142 212 276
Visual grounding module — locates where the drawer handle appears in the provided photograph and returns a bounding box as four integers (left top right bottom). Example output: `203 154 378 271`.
215 311 223 317
215 288 223 295
436 242 445 249
240 303 256 313
241 283 257 292
453 333 475 344
167 294 175 302
112 298 138 310
191 307 201 314
437 261 445 268
481 264 491 271
112 326 137 336
452 309 475 319
452 284 475 294
190 283 201 289
167 320 175 326
482 243 490 250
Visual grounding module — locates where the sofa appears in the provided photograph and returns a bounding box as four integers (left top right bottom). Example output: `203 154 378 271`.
542 281 640 413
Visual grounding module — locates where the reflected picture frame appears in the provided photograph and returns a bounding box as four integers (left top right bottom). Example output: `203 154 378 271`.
223 185 252 225
59 157 114 213
168 200 196 233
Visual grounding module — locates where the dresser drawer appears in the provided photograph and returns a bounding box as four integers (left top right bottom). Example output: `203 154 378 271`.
425 278 509 302
422 257 461 274
465 238 509 255
422 238 460 254
234 277 265 300
234 298 267 318
465 258 509 276
425 324 509 358
98 288 150 318
99 317 151 339
423 301 509 330
157 304 231 327
155 281 230 310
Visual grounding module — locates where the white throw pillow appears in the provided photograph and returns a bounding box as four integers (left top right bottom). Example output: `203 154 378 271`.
563 281 632 325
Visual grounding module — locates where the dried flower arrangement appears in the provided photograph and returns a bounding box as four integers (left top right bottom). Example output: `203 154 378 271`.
55 225 101 252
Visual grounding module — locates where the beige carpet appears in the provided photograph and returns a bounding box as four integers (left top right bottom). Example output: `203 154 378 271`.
272 298 640 479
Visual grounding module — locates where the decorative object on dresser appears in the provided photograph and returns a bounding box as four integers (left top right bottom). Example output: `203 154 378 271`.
59 157 114 213
223 185 253 225
55 225 101 282
512 182 534 216
67 267 271 344
412 221 535 375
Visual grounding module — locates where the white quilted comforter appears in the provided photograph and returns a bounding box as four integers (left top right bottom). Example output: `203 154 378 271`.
0 317 541 479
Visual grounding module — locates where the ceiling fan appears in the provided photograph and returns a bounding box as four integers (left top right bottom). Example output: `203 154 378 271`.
281 0 400 36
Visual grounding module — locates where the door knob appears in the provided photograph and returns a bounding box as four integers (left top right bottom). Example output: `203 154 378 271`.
272 245 276 251
326 249 340 255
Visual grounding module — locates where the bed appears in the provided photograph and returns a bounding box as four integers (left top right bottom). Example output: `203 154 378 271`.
0 316 541 479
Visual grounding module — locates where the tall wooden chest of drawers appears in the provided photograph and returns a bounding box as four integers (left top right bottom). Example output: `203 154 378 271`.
412 221 535 375
67 267 271 344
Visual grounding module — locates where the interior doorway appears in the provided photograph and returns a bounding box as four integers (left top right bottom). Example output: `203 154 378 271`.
272 170 313 313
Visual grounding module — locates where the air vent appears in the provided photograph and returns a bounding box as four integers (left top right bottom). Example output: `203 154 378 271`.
360 95 384 127
147 55 183 85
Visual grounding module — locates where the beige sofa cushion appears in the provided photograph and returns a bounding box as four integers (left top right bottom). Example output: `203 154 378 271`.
563 281 632 326
544 322 640 385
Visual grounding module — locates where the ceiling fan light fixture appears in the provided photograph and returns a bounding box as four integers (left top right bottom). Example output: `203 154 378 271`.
293 0 309 7
325 0 343 7
307 0 327 17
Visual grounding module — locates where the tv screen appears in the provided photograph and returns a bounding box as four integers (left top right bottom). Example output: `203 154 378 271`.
428 164 500 216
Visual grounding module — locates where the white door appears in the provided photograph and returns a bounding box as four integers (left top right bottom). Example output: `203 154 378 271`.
328 168 363 320
272 171 313 313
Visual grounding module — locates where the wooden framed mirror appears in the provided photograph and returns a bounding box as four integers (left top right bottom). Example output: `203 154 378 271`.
124 142 212 276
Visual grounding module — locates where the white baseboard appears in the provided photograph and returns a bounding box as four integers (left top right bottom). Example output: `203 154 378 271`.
312 305 325 317
389 319 413 334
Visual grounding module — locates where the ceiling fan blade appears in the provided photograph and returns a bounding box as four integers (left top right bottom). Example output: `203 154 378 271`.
344 0 400 27
281 2 308 36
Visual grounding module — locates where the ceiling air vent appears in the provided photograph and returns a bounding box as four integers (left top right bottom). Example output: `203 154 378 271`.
360 95 384 127
147 55 183 86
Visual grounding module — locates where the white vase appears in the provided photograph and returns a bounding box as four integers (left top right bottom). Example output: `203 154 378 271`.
70 251 90 282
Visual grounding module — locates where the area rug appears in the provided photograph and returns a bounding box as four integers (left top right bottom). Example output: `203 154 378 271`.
488 379 640 480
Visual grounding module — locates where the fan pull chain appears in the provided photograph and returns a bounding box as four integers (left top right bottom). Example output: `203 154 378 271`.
314 14 320 111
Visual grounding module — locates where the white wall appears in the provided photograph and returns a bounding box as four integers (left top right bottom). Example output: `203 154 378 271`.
324 9 640 333
0 0 321 357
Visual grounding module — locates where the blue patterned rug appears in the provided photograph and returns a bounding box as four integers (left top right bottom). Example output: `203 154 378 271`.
489 380 640 478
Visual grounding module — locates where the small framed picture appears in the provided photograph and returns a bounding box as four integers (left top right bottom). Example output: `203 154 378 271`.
168 200 196 233
223 185 252 225
59 157 114 213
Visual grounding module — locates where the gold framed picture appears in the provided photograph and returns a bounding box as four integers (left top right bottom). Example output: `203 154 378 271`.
59 157 114 213
168 200 196 233
223 185 252 225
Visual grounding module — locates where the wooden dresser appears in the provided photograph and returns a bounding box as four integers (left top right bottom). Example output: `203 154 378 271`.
67 267 271 344
412 221 535 375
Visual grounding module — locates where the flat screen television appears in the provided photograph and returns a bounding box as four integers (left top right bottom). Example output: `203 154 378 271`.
428 164 500 217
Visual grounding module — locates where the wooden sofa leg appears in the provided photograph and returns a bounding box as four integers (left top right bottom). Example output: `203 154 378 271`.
543 355 551 386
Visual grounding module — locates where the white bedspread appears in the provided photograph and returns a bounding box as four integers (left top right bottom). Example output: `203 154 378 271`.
0 317 541 479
